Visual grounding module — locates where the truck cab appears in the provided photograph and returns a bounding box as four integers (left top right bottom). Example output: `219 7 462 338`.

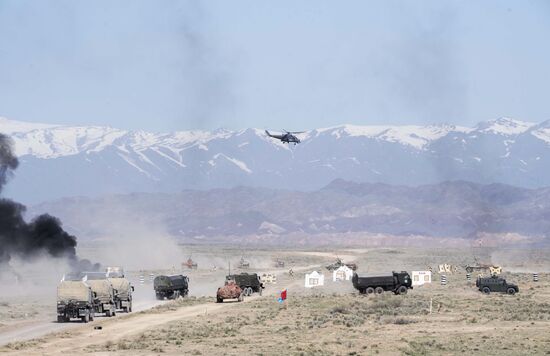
476 275 519 295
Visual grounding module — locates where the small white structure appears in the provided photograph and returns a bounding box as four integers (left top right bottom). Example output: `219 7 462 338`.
332 265 353 282
305 271 325 288
411 271 432 286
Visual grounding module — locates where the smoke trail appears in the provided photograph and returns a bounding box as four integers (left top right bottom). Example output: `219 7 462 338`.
0 133 98 272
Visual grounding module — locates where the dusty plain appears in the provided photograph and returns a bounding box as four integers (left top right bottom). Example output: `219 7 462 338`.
1 245 549 355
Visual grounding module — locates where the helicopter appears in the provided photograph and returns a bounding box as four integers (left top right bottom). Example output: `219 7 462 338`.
265 130 305 145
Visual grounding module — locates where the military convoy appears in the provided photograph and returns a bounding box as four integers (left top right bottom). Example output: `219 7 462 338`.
227 273 265 296
57 280 95 323
352 271 413 295
154 275 189 300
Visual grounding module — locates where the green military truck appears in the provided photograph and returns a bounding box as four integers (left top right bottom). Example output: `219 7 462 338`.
226 273 264 296
56 280 95 323
153 275 189 300
106 267 134 313
476 275 519 295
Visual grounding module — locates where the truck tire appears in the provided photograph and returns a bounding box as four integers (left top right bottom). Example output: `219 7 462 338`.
105 310 112 317
216 296 223 303
482 287 491 294
375 287 384 294
259 287 263 296
507 288 516 295
90 312 94 321
366 287 375 295
57 315 65 323
397 286 408 295
81 312 90 323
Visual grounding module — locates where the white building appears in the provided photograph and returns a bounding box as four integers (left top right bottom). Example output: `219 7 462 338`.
411 271 432 286
332 265 354 282
305 271 325 288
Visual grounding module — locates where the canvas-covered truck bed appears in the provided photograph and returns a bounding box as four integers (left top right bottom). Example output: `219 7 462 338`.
154 275 189 300
108 277 133 312
56 280 94 323
226 273 264 296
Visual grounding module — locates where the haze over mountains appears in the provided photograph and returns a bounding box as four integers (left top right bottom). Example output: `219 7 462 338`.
2 116 550 204
30 180 550 243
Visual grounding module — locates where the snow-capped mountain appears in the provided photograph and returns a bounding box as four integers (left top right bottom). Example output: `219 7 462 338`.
1 116 550 203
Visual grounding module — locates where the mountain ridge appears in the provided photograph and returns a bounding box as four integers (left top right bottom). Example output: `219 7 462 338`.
2 116 550 203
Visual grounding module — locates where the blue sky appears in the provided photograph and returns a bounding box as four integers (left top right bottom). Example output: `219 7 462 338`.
0 0 549 131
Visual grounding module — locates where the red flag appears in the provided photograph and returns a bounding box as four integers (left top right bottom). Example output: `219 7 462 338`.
281 289 287 300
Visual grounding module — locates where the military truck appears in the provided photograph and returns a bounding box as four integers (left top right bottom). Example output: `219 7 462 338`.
82 272 117 317
216 279 243 303
226 273 264 296
153 275 189 300
476 275 519 295
56 280 95 323
352 271 413 295
106 267 134 313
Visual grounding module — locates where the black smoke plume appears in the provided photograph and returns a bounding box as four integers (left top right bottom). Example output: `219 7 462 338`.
0 133 99 272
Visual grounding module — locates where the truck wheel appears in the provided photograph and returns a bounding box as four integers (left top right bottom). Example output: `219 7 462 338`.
248 287 253 296
482 287 491 294
82 312 90 323
397 286 408 295
366 287 375 295
375 287 384 294
57 315 65 323
90 312 94 321
216 296 223 303
105 310 112 317
259 287 263 296
507 288 516 295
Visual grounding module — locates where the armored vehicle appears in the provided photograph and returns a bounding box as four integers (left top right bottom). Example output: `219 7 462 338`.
325 258 357 272
352 271 412 295
106 267 134 313
476 275 519 295
216 279 243 303
82 272 117 317
57 280 95 323
226 273 265 296
154 275 189 300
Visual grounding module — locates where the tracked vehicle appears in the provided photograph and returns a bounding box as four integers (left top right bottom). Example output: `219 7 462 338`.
154 275 189 300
